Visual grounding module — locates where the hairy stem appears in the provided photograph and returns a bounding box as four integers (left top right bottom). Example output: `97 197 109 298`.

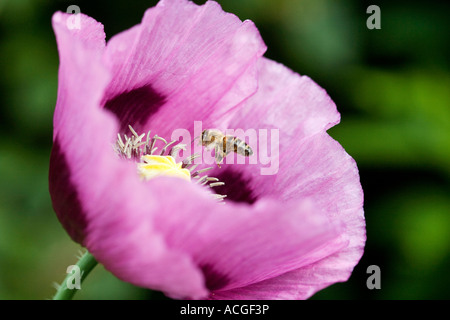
53 250 98 300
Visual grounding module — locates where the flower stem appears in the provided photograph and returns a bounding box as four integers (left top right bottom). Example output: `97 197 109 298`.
53 250 98 300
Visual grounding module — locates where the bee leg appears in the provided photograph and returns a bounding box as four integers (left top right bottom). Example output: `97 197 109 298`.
215 145 224 168
191 135 200 145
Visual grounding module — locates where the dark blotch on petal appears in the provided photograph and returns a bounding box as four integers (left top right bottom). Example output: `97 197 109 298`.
49 138 87 244
199 264 230 291
103 85 166 132
214 168 258 204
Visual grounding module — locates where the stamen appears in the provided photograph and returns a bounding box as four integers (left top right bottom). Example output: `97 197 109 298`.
128 125 139 138
123 138 131 158
145 131 152 154
213 194 227 199
160 140 178 156
170 144 187 158
192 167 213 176
195 175 209 184
137 133 146 143
188 164 199 173
117 133 124 149
150 135 167 154
209 182 225 188
134 141 147 149
212 194 227 202
182 153 201 168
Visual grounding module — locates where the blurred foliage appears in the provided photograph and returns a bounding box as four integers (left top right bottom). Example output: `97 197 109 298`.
0 0 449 299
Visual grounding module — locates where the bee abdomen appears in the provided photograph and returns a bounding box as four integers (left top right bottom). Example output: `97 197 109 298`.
232 138 253 157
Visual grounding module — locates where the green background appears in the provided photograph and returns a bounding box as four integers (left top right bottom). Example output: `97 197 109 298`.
0 0 449 299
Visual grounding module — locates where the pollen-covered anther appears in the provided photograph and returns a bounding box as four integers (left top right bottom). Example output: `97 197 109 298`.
115 125 227 202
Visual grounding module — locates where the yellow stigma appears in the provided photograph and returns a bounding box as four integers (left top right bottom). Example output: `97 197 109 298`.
138 155 191 182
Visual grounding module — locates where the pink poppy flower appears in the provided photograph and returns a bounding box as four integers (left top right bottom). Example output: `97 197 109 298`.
49 0 365 300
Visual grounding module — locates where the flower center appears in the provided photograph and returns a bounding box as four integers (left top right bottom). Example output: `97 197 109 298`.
138 155 191 181
114 125 227 202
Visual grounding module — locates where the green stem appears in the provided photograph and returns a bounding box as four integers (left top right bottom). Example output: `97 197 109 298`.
53 250 98 300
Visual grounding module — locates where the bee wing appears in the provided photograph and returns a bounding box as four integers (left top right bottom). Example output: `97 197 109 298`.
214 144 225 167
204 143 215 151
224 136 235 155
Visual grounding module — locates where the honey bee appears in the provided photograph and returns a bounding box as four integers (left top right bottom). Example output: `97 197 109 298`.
200 129 253 167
